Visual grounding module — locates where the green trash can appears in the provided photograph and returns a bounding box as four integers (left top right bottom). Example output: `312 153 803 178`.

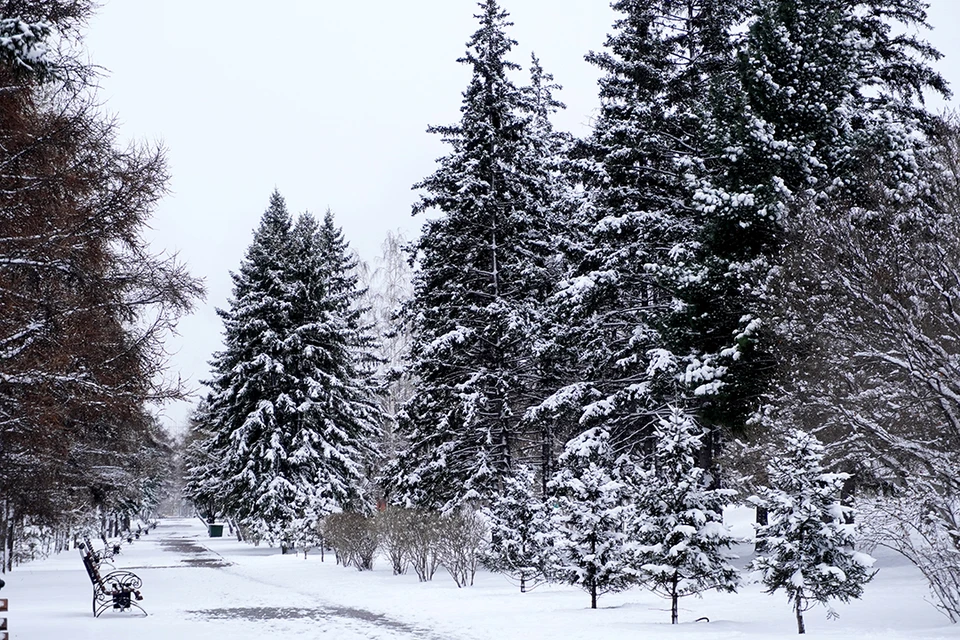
208 523 224 538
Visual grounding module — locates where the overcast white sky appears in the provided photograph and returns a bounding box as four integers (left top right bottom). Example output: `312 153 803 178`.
83 1 960 434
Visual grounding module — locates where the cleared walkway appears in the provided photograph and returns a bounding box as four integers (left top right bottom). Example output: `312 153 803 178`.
9 518 464 640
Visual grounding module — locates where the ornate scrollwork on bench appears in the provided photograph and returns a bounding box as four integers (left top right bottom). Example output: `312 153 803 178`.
79 540 147 617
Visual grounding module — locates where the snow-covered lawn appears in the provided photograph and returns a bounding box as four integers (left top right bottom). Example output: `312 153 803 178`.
4 514 959 639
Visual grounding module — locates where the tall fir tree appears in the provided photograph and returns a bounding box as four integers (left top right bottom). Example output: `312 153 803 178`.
393 0 566 510
716 0 948 439
541 0 751 464
548 0 948 462
185 193 380 546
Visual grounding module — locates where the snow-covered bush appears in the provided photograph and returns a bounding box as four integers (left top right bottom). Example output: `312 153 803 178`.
437 508 487 588
287 512 321 558
750 430 875 634
481 465 549 592
11 520 49 565
633 407 740 623
543 427 637 608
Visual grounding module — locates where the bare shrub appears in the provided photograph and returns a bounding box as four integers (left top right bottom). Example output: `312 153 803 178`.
408 510 442 582
322 512 379 571
378 507 415 575
860 489 960 622
437 509 488 588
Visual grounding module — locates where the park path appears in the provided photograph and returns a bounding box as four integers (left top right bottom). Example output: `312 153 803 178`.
10 518 468 640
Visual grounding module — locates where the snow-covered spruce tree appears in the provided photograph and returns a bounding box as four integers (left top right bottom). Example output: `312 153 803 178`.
735 0 946 213
632 406 739 623
300 209 383 508
517 51 583 489
481 465 548 592
537 0 754 471
181 400 222 525
393 0 567 510
186 194 380 548
750 430 874 635
686 0 947 446
544 428 636 609
723 0 950 576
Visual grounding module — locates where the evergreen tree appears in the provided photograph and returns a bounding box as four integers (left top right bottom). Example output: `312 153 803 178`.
720 0 950 558
481 465 548 592
750 430 875 634
543 428 636 609
632 407 739 624
393 0 566 510
185 194 380 546
555 0 947 459
542 0 751 464
289 209 382 510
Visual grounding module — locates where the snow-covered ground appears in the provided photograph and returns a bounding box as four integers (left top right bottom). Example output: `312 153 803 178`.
4 513 960 639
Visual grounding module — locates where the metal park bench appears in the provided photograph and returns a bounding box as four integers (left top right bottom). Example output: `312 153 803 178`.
78 539 146 617
89 536 122 566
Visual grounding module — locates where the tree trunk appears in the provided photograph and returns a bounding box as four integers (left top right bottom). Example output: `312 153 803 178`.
841 472 857 525
795 599 806 634
541 420 553 498
671 571 679 624
0 503 9 573
590 536 598 608
755 506 768 553
5 515 14 572
697 427 715 477
0 501 7 574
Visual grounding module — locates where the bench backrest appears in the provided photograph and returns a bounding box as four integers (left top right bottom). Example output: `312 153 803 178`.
79 542 105 589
